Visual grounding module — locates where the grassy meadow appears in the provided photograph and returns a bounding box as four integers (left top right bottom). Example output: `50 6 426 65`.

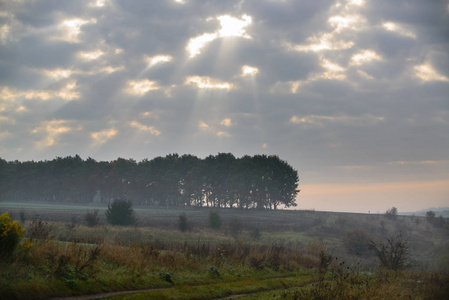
1 203 448 299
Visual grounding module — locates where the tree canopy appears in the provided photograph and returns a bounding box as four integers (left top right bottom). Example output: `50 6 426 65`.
0 153 300 209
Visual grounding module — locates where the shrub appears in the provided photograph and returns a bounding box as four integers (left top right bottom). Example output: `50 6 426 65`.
178 213 190 232
384 207 398 220
433 216 446 228
343 228 370 256
426 211 436 224
229 218 243 238
0 212 32 259
105 199 136 226
27 216 51 240
19 208 26 224
84 210 100 227
209 210 222 229
368 232 410 271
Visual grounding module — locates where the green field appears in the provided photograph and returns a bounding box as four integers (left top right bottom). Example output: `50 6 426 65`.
1 202 448 299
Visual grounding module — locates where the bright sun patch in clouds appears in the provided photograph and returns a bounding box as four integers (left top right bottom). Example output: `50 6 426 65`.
187 33 218 58
130 121 160 136
91 129 117 145
185 76 233 90
186 14 252 58
2 82 80 101
55 18 96 43
32 120 73 147
382 22 416 38
241 65 259 76
328 14 365 33
77 49 104 60
145 55 173 67
217 14 252 38
294 33 354 52
44 69 73 80
220 118 232 127
290 114 385 127
414 64 449 82
350 50 381 65
89 0 109 7
125 79 160 95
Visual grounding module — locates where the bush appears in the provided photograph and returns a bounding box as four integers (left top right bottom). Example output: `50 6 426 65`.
27 216 52 240
229 218 243 238
433 216 446 228
209 210 222 229
368 232 410 271
105 199 136 226
0 212 32 259
343 228 370 256
384 207 398 220
84 210 100 227
178 213 190 232
426 211 436 224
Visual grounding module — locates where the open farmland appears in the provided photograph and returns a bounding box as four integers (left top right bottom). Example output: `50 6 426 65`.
1 202 448 299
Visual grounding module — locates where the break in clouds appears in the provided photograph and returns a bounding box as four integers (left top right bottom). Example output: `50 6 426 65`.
0 0 448 211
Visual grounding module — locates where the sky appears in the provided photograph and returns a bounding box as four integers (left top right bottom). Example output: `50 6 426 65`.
1 0 448 213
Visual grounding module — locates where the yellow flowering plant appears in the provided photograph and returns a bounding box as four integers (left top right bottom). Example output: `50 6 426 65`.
0 212 32 259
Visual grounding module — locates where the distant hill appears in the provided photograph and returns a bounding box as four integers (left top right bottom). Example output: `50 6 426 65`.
401 207 449 218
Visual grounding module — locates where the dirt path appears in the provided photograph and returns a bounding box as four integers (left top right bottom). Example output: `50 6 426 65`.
48 276 321 300
48 287 171 300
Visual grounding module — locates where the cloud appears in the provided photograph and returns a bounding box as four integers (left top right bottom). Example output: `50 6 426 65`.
0 82 80 101
125 80 160 95
382 22 416 39
290 114 385 128
186 14 252 58
1 0 448 212
185 76 234 90
31 120 75 147
414 64 449 82
91 129 117 145
350 50 382 65
53 18 96 43
130 121 161 136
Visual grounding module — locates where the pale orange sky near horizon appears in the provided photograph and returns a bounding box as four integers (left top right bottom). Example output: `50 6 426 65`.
297 179 449 213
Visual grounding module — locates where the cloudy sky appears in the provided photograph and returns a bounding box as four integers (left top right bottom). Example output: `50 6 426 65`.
1 0 448 213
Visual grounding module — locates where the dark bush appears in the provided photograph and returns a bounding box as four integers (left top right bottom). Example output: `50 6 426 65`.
178 213 190 232
229 218 243 238
84 210 100 227
209 210 222 229
27 216 51 240
384 207 398 220
105 199 136 226
343 228 370 256
368 232 410 271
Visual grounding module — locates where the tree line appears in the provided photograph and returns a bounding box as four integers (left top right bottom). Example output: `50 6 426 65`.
0 153 300 209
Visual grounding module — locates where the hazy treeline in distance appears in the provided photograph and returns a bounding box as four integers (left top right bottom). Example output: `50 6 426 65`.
0 153 299 209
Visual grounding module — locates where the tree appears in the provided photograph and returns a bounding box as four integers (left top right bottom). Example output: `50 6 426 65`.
384 207 398 220
426 210 436 224
368 232 410 271
105 199 136 226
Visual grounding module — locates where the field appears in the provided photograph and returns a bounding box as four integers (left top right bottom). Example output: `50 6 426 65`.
1 202 448 299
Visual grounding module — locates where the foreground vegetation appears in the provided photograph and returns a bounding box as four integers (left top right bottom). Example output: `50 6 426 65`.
1 203 448 299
